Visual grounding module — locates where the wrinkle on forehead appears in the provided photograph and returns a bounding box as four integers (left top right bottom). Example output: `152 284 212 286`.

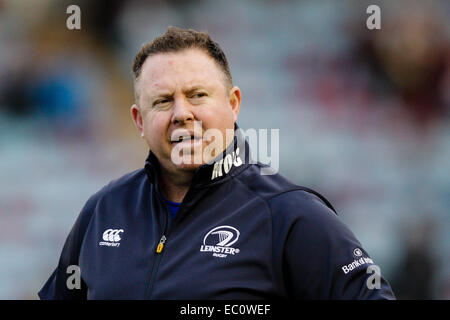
139 49 226 98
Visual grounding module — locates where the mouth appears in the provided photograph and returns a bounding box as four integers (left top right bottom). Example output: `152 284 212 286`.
170 130 203 145
170 136 202 144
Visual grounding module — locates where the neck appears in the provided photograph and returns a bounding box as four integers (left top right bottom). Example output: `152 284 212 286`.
158 166 194 203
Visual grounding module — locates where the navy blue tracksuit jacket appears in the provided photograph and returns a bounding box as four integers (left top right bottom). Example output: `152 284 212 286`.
38 128 395 299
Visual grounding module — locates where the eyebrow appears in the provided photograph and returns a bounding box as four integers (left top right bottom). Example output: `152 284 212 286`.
183 86 208 95
149 91 173 102
149 85 209 100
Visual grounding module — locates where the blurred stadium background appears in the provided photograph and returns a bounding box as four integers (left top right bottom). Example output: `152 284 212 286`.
0 0 449 299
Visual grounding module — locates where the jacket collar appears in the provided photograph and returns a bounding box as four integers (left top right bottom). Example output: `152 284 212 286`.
144 123 251 190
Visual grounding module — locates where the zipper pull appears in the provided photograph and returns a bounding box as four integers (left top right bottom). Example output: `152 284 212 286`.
156 235 166 253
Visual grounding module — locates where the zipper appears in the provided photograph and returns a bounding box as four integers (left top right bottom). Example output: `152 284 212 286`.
144 193 171 299
156 235 166 253
143 188 194 299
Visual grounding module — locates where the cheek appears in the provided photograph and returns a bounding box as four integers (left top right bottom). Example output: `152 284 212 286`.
142 112 169 145
212 105 235 128
143 111 164 131
198 101 234 127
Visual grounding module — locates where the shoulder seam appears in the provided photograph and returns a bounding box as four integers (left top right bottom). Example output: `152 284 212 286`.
98 168 146 197
266 188 338 215
232 176 276 287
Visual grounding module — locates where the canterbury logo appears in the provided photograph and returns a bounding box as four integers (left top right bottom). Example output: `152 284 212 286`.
99 228 124 247
102 229 123 242
200 226 240 258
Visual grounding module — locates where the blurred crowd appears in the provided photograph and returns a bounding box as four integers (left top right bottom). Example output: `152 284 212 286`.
0 0 449 299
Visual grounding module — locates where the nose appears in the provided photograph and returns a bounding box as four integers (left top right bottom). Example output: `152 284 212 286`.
171 96 194 125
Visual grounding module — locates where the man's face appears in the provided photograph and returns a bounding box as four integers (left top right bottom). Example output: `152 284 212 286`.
131 48 241 174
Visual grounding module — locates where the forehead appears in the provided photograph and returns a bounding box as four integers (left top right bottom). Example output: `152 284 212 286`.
139 48 225 92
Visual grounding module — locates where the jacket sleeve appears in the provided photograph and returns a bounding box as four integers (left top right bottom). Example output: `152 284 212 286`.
271 190 396 299
38 195 97 300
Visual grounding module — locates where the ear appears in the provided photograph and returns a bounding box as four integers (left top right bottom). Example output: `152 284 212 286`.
228 86 241 123
130 104 144 137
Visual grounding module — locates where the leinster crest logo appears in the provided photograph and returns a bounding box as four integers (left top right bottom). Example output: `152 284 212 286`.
200 225 240 258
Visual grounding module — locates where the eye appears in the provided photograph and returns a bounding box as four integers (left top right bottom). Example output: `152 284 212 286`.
153 98 170 107
192 92 207 98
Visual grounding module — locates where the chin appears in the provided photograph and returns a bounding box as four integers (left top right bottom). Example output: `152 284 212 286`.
176 154 206 169
175 162 203 171
168 143 213 171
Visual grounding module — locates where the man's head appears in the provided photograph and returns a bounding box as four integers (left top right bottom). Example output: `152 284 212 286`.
130 27 241 174
132 26 234 103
